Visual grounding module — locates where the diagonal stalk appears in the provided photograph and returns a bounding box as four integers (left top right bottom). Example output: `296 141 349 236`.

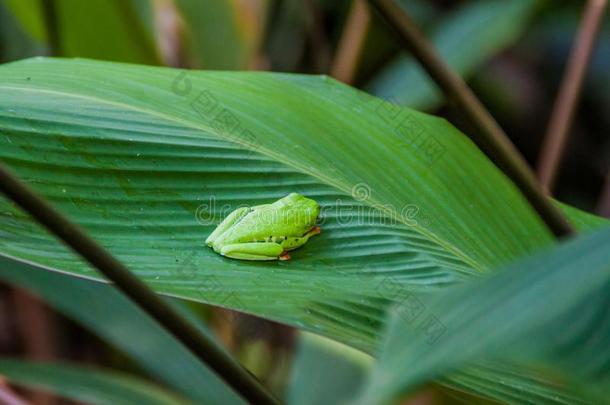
365 0 575 238
596 171 610 217
537 0 607 192
0 162 279 405
0 380 28 405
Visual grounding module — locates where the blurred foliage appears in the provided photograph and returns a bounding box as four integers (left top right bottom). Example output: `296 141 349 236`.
366 0 538 110
288 332 371 405
0 0 44 62
175 0 268 69
469 2 610 211
0 359 194 405
2 0 161 63
0 257 242 404
2 0 46 42
52 0 160 63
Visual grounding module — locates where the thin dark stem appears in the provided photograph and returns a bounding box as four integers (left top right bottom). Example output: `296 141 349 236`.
596 171 610 217
41 0 60 55
0 163 279 405
366 0 575 238
11 290 57 405
303 0 332 73
537 0 607 192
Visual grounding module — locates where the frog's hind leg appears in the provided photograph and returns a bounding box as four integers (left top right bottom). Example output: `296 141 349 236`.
250 203 271 211
205 207 250 247
280 226 321 252
220 242 284 261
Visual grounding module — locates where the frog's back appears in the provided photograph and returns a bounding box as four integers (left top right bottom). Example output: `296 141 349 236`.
222 193 319 244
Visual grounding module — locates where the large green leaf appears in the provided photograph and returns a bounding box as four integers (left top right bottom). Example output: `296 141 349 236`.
0 57 544 344
359 226 610 404
366 0 537 110
0 256 243 404
0 359 192 405
0 57 607 403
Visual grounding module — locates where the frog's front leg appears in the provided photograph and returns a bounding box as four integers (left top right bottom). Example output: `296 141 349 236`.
220 242 284 261
205 207 249 247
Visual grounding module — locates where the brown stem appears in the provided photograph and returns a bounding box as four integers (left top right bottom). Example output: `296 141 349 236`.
331 0 371 83
0 379 30 405
41 0 60 55
10 291 57 405
366 0 575 238
303 0 332 73
537 0 608 192
596 171 610 217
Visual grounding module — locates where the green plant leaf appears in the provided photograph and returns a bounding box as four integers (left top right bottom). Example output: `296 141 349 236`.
0 0 46 42
175 0 266 70
53 0 160 64
438 362 590 405
288 332 372 405
0 256 243 405
359 226 610 404
0 57 546 346
0 359 193 405
366 0 537 110
0 0 45 63
2 0 162 64
0 57 607 403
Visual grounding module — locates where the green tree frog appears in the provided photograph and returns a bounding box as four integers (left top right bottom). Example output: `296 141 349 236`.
206 193 321 261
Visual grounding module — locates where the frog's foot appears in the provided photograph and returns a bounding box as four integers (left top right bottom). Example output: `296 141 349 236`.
309 226 321 236
279 253 291 261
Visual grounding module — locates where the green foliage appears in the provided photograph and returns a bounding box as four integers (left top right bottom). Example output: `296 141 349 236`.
360 226 610 404
0 57 555 346
1 0 160 63
52 0 160 63
367 0 537 109
175 0 265 70
0 256 243 404
0 0 608 403
287 333 373 405
0 0 46 42
0 359 193 405
0 0 43 62
0 57 608 403
288 332 372 405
